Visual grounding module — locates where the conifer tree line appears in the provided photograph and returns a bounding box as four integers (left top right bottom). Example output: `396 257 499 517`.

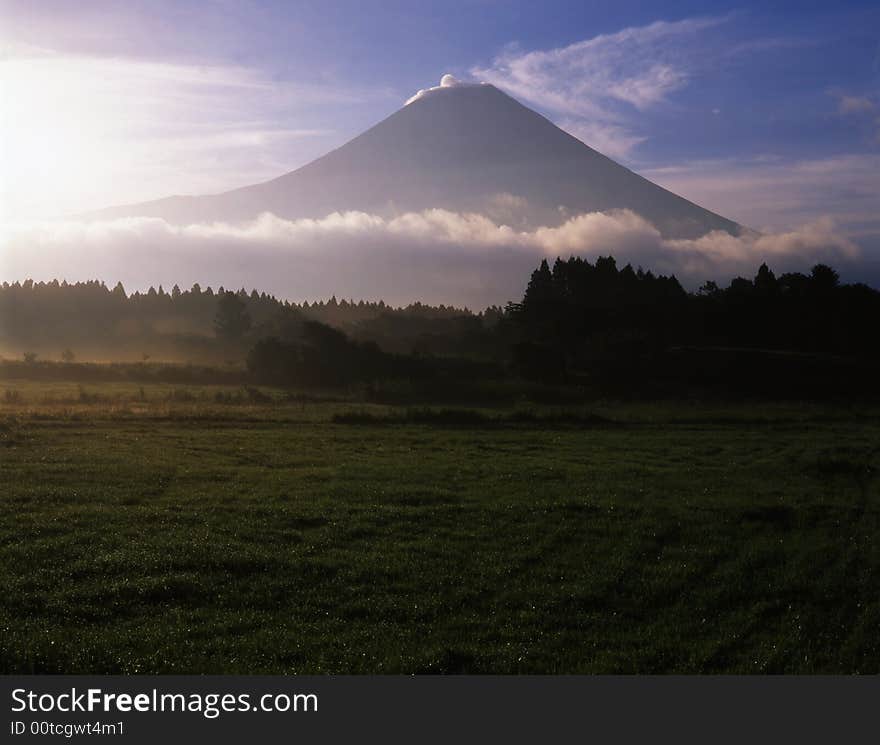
1 258 878 388
497 256 880 396
508 256 880 360
0 279 493 362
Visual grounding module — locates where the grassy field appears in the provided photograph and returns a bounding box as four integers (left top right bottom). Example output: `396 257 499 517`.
1 380 878 673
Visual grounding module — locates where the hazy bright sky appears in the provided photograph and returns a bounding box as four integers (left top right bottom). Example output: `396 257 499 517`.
1 1 879 299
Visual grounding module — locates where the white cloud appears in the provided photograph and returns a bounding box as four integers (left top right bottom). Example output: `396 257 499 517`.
641 154 880 237
471 17 726 159
556 119 647 160
1 208 860 307
405 74 488 105
663 217 858 277
607 64 687 110
830 93 880 144
836 94 875 115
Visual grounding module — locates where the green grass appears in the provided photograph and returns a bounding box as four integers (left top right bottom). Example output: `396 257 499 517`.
1 382 878 673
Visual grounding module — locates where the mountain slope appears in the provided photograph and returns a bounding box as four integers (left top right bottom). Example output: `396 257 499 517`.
91 80 742 239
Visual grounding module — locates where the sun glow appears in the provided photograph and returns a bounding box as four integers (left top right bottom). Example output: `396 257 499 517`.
1 50 141 222
1 45 319 225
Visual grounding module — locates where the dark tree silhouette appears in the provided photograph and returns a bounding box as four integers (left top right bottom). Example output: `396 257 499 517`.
2 257 879 400
214 292 252 340
810 264 840 291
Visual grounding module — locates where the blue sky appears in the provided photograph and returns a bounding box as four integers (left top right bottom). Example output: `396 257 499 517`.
2 0 879 291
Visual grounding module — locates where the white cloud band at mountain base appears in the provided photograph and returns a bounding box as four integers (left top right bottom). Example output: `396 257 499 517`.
1 208 859 307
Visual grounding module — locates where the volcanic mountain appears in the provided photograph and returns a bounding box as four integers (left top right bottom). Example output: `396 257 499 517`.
92 76 742 239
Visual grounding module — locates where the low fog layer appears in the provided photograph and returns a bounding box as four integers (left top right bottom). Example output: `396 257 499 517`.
2 208 857 307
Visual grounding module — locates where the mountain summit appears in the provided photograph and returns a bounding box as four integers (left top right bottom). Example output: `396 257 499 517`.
92 77 742 239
